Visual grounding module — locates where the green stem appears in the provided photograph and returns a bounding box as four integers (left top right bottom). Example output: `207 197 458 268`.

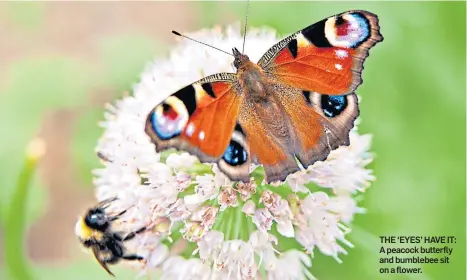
241 210 256 242
5 154 39 280
223 207 234 240
212 208 225 231
231 203 242 240
246 215 255 238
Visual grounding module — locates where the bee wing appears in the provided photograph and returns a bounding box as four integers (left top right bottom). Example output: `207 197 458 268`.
92 245 115 277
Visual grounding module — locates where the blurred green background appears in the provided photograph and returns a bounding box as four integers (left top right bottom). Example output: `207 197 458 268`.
0 1 465 280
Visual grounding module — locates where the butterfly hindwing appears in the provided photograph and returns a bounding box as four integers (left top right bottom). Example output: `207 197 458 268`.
237 80 359 183
217 123 252 182
258 10 383 95
237 95 301 182
145 73 242 163
269 81 359 169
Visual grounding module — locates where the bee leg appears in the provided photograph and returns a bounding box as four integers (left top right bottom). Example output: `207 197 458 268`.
115 226 148 242
122 254 144 261
109 209 127 221
134 226 148 234
109 205 136 221
105 255 120 264
97 151 112 163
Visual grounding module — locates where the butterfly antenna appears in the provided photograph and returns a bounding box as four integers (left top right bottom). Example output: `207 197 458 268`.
172 30 234 57
242 0 250 54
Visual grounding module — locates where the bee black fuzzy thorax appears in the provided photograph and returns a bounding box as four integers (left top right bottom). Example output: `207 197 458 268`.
75 201 146 276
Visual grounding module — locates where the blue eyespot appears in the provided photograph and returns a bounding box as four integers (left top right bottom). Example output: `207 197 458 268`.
332 13 370 48
150 103 187 140
321 95 347 118
222 140 248 166
352 14 370 46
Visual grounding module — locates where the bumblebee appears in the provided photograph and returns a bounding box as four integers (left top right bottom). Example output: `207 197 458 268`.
75 198 147 276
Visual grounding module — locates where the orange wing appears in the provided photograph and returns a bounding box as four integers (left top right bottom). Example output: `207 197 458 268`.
258 10 383 95
145 73 241 162
236 97 300 183
269 83 360 169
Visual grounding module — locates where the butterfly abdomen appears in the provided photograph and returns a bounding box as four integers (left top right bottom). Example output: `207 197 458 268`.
241 90 294 155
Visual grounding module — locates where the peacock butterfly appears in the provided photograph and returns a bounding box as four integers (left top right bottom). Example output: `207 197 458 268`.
145 10 383 183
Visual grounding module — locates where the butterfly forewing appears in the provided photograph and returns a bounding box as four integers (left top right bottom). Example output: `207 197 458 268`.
145 73 242 162
258 10 383 95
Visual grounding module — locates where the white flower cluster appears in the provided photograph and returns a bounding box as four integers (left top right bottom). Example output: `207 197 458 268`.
88 24 375 279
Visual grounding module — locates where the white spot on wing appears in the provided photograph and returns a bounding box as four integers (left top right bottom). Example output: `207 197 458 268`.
335 50 348 59
335 64 343 70
199 131 205 140
186 122 195 137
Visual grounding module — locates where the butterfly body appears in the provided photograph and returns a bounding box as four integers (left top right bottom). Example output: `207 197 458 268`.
146 10 383 183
